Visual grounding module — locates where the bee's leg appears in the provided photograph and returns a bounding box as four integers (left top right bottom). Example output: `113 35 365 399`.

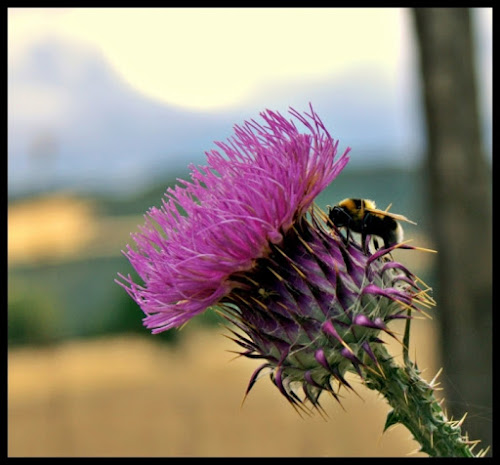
345 226 351 245
373 237 380 251
361 232 369 254
335 224 350 246
337 227 350 247
361 215 370 254
381 238 394 261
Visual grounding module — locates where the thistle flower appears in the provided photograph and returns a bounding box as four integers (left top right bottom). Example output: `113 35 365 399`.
117 106 483 457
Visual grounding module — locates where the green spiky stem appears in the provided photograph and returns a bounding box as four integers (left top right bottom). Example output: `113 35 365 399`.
362 343 478 457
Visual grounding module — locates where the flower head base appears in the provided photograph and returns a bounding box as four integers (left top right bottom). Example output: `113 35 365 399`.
117 106 432 408
218 211 433 408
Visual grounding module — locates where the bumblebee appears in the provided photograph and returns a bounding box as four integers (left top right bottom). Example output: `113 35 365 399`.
327 198 416 252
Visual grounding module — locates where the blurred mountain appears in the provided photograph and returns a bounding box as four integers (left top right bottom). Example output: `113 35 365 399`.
8 37 425 199
8 38 239 197
7 35 490 199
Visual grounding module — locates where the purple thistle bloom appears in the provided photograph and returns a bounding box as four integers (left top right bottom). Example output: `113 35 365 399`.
117 107 349 333
116 106 432 409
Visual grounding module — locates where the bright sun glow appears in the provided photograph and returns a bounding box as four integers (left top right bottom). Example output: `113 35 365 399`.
9 8 404 110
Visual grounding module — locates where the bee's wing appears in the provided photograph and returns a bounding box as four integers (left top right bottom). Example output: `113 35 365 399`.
364 207 417 225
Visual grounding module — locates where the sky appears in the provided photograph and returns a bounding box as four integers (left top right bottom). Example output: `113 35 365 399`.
8 8 411 110
7 8 492 195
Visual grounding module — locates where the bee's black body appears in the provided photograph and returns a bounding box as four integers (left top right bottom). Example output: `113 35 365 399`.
328 198 407 251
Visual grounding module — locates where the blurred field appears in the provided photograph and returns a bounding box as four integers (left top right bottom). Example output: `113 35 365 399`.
7 192 436 270
8 193 142 266
8 320 440 457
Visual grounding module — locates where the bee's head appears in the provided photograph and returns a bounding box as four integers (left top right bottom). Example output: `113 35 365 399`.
327 205 352 227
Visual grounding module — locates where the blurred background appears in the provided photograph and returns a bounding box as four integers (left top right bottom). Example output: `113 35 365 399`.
8 8 492 457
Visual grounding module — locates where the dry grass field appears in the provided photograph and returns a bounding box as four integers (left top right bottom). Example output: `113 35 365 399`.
8 321 440 457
